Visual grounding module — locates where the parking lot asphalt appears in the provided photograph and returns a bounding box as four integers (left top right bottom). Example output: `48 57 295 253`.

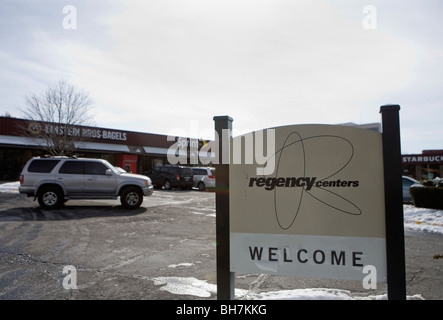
0 190 442 300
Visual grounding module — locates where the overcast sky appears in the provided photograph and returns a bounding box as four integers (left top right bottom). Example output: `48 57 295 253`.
1 0 442 154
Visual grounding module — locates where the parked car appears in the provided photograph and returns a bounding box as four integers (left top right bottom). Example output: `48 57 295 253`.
191 167 216 191
402 176 419 203
19 156 153 209
146 165 194 190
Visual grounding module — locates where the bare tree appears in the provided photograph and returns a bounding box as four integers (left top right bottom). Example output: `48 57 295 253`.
20 79 95 156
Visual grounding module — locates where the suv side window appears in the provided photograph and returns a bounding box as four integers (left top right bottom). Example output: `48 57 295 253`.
180 168 192 175
59 161 84 174
168 167 179 175
28 160 60 173
193 169 207 175
85 162 108 175
160 167 168 173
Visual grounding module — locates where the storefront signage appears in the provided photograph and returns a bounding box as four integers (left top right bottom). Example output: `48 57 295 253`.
229 124 387 282
28 122 127 142
402 154 443 164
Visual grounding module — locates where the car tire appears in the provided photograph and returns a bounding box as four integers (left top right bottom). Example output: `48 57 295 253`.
164 179 172 190
38 186 63 209
198 181 206 191
120 187 143 209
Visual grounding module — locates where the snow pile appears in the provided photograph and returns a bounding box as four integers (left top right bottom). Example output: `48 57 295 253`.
0 181 19 193
152 276 424 300
403 205 443 234
153 277 222 298
245 288 424 300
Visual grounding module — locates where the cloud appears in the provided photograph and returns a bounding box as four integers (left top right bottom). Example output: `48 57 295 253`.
64 1 418 138
1 0 441 153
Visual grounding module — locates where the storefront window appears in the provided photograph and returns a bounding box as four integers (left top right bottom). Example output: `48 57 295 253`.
99 154 117 165
0 148 42 181
402 165 415 178
154 158 164 168
421 164 440 179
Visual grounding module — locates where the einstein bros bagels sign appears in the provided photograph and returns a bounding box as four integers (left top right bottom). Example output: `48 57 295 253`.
229 124 387 282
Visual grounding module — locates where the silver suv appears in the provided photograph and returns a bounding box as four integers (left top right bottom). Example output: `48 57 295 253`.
191 167 216 191
19 157 153 209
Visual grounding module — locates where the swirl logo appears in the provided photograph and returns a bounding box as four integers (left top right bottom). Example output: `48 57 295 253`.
28 122 42 135
254 131 362 230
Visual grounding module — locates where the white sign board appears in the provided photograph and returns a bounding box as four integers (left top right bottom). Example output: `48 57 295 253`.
229 124 387 282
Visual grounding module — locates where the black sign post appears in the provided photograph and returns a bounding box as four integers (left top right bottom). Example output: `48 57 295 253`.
213 115 235 300
380 104 407 300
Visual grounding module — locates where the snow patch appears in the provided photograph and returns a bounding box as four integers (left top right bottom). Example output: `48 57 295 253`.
151 276 425 300
168 262 194 268
0 181 19 193
152 277 248 298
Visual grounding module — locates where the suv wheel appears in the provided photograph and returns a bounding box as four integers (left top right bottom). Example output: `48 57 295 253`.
198 181 206 191
121 187 143 209
38 186 63 209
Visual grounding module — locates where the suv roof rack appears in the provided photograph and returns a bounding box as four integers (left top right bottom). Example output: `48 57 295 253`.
39 155 71 159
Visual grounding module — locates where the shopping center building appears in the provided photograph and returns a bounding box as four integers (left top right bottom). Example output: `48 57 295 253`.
0 116 210 180
402 150 443 180
0 116 441 181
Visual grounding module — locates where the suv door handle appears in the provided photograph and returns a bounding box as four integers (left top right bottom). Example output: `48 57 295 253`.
57 177 63 180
